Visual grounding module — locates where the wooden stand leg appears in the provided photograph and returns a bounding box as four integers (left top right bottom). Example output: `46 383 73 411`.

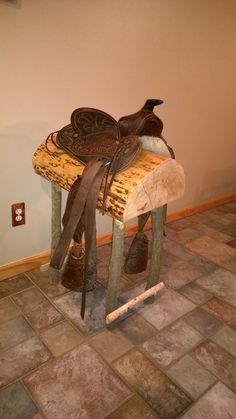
106 219 125 319
163 203 168 224
145 206 165 303
49 183 62 284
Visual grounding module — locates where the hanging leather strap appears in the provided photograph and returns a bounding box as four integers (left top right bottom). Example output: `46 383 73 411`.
50 159 106 270
80 165 107 319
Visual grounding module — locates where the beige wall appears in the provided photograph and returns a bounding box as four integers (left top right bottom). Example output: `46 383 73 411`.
1 0 236 265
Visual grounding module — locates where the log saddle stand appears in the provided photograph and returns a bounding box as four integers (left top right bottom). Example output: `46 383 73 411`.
32 105 185 326
33 137 185 325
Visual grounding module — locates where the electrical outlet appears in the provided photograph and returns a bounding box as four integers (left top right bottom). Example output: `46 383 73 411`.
11 202 25 227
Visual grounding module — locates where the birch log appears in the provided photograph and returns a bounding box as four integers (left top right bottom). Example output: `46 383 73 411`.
106 282 165 324
33 133 185 221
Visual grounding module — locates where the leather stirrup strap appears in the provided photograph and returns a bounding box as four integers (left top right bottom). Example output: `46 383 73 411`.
80 165 107 319
50 159 105 270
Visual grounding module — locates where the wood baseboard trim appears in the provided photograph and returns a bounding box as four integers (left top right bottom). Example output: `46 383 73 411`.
166 193 236 223
1 193 235 281
0 252 50 281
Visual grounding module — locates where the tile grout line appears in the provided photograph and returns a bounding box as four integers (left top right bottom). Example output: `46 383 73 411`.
187 342 236 393
175 379 221 419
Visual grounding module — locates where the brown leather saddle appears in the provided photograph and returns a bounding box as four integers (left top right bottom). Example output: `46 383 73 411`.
50 99 174 318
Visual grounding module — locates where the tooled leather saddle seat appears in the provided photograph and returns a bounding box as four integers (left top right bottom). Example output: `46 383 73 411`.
50 99 174 318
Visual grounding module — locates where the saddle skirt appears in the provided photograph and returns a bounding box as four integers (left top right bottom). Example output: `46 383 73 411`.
57 108 141 170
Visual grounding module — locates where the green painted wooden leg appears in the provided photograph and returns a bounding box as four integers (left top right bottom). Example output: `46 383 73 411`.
50 183 62 284
106 219 125 321
163 203 168 224
145 206 165 303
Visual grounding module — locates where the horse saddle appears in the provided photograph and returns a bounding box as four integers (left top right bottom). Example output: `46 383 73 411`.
50 99 173 318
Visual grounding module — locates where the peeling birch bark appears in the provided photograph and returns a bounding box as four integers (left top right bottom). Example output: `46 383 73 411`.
106 282 165 324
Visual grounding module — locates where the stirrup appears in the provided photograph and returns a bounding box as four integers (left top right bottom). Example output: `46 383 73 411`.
61 244 96 292
124 231 149 274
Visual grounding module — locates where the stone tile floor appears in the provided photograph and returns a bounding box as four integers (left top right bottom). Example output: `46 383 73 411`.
0 201 236 418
